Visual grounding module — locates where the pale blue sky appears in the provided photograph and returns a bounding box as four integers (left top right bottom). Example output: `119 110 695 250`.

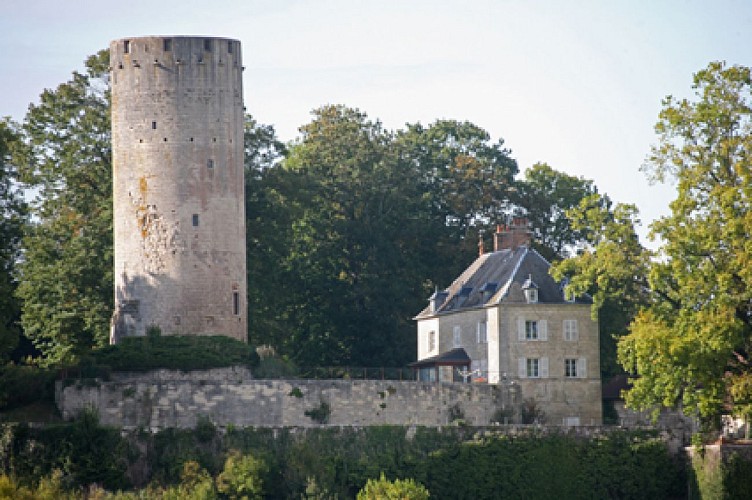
2 0 751 246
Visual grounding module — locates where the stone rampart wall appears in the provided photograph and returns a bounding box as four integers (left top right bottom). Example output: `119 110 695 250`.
56 367 522 430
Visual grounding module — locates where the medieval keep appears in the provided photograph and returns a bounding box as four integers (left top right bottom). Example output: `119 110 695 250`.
110 36 246 342
413 218 602 425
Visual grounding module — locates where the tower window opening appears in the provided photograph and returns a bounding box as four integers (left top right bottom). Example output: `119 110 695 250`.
163 39 172 51
212 137 217 142
207 159 214 169
123 40 130 53
192 214 199 227
204 39 212 51
233 291 240 315
228 42 233 54
163 137 168 142
151 121 157 129
190 137 194 142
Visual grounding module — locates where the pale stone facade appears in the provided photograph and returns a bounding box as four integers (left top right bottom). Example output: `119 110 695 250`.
110 36 246 342
415 221 602 425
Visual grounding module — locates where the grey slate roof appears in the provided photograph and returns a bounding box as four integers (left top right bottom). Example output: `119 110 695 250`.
408 347 472 368
415 245 591 319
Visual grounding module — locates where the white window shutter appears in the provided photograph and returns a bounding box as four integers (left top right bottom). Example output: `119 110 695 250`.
518 358 526 378
579 357 587 378
540 357 549 378
573 320 579 341
539 320 548 341
518 318 525 341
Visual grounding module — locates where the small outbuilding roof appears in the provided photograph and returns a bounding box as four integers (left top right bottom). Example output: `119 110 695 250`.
408 348 471 368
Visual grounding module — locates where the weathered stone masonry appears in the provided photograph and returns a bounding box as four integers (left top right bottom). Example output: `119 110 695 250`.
56 368 522 430
110 36 246 342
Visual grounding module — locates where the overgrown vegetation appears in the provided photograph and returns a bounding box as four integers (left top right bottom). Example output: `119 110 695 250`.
80 335 260 373
0 364 56 411
689 449 752 500
0 420 690 499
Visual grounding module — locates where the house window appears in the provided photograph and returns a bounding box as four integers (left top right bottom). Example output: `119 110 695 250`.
428 331 436 352
519 357 548 378
518 318 547 341
565 358 578 378
525 288 538 303
233 291 240 315
527 358 539 378
525 320 538 340
192 214 199 227
564 319 578 341
163 39 172 52
453 326 461 347
477 321 487 344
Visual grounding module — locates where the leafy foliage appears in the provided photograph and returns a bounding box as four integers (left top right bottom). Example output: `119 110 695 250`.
215 450 268 500
619 62 752 420
84 335 259 372
0 424 689 499
357 472 430 500
0 120 26 361
13 51 112 367
515 162 601 260
246 106 518 367
550 194 652 378
0 364 56 411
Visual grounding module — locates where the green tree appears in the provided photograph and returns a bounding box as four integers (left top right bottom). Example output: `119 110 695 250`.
395 119 518 265
357 473 430 500
274 105 416 366
14 51 112 366
550 194 652 378
0 119 27 360
618 61 752 421
515 162 601 260
215 450 268 500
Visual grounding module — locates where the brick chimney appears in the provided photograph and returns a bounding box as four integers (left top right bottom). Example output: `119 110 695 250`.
494 217 532 251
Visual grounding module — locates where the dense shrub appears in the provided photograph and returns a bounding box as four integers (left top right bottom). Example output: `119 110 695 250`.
0 410 130 491
357 473 430 499
82 335 260 373
0 364 56 410
0 423 691 499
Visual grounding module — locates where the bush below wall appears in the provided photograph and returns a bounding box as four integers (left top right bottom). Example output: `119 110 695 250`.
0 419 690 499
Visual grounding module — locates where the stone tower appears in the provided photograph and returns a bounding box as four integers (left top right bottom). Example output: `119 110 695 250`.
110 36 246 342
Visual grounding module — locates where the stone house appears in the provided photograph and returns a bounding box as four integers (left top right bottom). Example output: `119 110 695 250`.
413 218 602 425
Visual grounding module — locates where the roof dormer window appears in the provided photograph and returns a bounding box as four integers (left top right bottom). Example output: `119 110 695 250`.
429 289 449 313
522 274 539 304
479 282 498 302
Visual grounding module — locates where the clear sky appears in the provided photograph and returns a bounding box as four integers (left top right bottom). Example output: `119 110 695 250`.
2 0 751 246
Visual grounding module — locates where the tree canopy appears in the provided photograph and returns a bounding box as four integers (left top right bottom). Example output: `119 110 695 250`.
13 50 112 366
555 61 752 421
620 61 752 420
0 119 26 360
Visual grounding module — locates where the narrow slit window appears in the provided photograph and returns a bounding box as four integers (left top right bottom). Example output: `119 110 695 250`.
163 39 172 52
233 291 240 315
192 214 199 227
123 40 130 53
207 159 214 169
204 39 212 51
151 121 157 129
228 41 233 54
